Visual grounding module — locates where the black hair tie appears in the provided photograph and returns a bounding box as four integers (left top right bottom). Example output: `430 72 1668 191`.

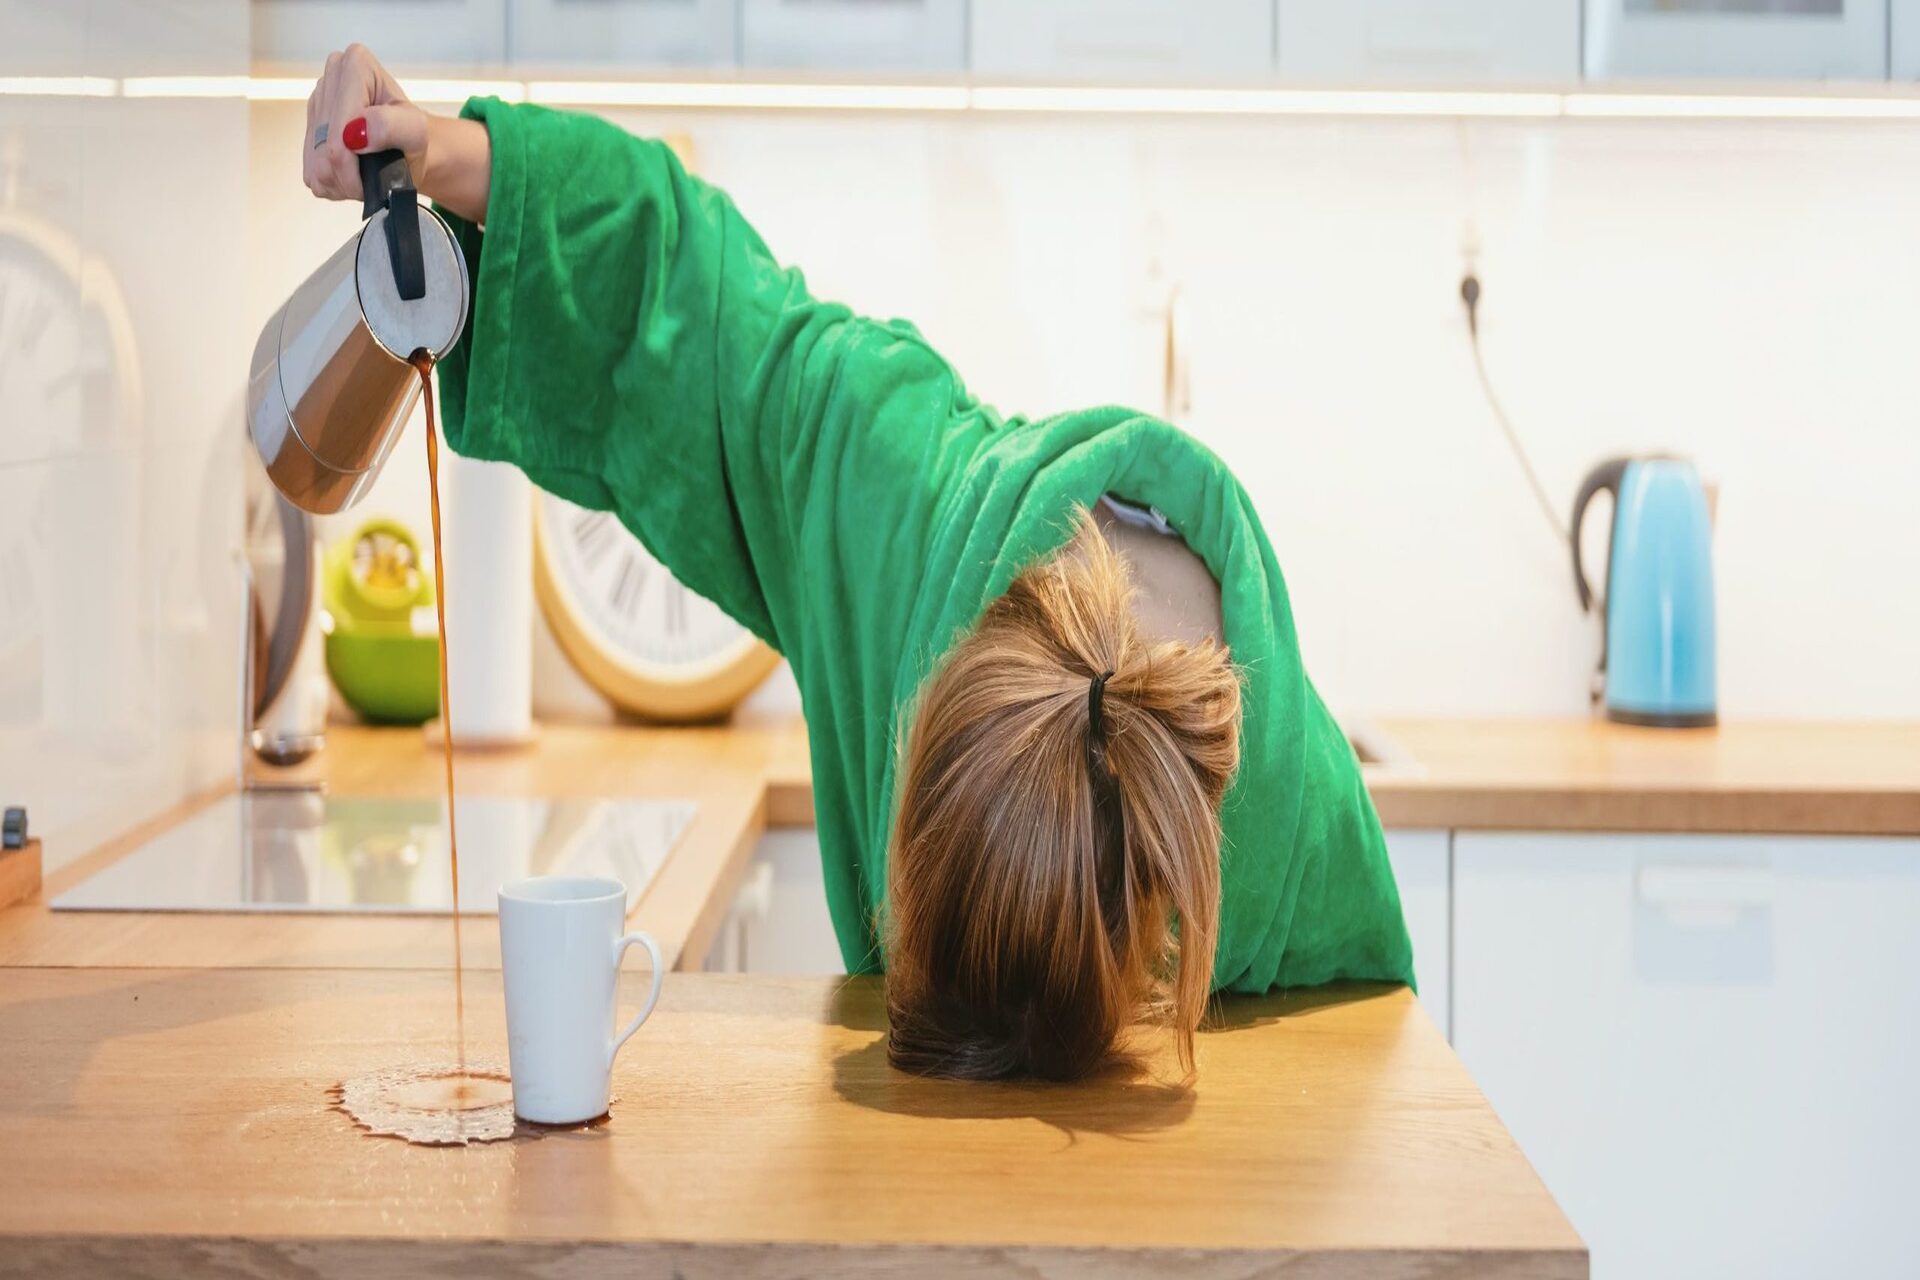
1087 669 1115 739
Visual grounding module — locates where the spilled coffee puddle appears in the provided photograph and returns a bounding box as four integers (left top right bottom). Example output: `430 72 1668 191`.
330 1063 612 1147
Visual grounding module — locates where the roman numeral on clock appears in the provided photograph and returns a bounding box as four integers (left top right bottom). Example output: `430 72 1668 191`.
610 551 648 620
573 510 617 571
664 583 687 637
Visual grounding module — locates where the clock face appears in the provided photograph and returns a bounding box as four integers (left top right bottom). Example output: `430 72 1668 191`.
0 238 83 459
0 232 125 459
534 491 774 711
0 212 140 717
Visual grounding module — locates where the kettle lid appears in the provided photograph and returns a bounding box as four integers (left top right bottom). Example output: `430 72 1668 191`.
355 206 469 364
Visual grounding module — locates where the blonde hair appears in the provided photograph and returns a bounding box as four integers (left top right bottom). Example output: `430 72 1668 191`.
885 508 1241 1081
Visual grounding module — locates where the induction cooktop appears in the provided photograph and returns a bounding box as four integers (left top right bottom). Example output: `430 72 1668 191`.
51 791 696 915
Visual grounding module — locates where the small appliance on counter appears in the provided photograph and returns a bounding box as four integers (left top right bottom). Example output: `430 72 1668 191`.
1571 455 1718 727
241 472 326 767
323 518 441 725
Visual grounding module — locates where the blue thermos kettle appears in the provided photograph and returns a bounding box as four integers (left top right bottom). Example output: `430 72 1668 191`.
1571 456 1717 727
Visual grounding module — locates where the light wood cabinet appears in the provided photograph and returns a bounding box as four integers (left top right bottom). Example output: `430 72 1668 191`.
1277 0 1578 84
970 0 1274 81
1453 830 1920 1279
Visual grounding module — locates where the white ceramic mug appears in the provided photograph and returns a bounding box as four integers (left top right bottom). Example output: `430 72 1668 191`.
498 875 664 1125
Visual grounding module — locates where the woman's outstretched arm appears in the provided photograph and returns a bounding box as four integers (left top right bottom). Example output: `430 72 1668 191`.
298 46 970 681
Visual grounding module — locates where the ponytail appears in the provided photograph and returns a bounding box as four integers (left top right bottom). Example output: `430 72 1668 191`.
885 508 1240 1081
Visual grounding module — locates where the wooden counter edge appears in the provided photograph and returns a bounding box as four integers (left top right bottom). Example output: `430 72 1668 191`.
0 1233 1585 1279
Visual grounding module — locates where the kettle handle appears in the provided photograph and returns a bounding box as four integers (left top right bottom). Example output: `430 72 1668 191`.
1571 457 1630 614
357 150 427 304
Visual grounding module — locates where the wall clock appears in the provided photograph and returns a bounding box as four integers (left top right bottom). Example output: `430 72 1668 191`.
531 494 780 722
525 131 776 723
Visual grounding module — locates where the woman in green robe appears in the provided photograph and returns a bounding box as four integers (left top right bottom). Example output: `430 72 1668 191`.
302 45 1411 1081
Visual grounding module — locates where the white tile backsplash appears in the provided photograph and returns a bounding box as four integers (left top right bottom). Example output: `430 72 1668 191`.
252 102 1919 722
0 1 245 869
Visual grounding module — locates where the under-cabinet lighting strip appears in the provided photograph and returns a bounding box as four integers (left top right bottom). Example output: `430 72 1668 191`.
5 74 1920 120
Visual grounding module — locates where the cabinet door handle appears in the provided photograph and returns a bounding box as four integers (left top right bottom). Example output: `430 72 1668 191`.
1635 864 1775 908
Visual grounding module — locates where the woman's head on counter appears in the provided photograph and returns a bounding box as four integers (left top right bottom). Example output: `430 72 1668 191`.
884 514 1242 1082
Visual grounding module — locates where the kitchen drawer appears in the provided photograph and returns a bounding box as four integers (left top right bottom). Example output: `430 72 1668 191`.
970 0 1274 81
739 0 965 72
506 0 735 67
1584 0 1887 82
1385 829 1450 1038
251 0 508 68
1277 0 1578 85
1453 831 1920 1279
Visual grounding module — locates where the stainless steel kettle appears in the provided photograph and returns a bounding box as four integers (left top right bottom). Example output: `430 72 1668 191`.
247 150 468 514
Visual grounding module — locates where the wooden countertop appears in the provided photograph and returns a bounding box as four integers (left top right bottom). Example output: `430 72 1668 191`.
9 714 1912 975
2 717 808 972
763 713 1920 836
1369 718 1920 835
0 969 1584 1277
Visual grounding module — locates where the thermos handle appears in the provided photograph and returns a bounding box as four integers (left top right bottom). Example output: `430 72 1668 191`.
1570 457 1630 614
358 149 427 304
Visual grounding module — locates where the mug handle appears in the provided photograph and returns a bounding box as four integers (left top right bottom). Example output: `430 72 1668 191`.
608 930 665 1068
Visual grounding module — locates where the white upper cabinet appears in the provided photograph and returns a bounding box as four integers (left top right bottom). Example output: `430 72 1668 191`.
505 0 735 67
970 0 1274 81
1892 0 1920 77
252 0 508 67
1585 0 1888 81
739 0 966 72
1278 0 1578 84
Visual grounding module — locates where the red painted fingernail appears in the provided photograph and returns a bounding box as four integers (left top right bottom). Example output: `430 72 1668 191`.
343 117 368 151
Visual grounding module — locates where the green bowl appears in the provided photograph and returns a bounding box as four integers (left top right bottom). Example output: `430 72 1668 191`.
325 628 440 725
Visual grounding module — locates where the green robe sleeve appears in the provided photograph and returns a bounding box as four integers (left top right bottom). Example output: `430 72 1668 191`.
433 97 959 679
433 99 977 969
431 97 1413 992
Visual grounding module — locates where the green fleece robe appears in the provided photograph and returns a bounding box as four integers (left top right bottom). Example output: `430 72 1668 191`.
435 98 1414 994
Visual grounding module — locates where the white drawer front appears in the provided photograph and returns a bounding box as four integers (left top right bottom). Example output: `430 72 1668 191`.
1454 831 1920 1280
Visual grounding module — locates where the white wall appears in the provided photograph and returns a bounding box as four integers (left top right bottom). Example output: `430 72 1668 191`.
1 1 247 867
246 102 1920 722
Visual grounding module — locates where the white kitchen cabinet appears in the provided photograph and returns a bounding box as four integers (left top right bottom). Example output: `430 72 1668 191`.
1892 0 1920 78
505 0 735 68
1584 0 1887 82
739 0 965 72
1453 831 1920 1280
1278 0 1578 84
1384 829 1450 1037
251 0 507 68
970 0 1274 81
704 831 845 975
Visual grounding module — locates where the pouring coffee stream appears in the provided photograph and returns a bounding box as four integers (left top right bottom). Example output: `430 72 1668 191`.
248 149 477 1092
